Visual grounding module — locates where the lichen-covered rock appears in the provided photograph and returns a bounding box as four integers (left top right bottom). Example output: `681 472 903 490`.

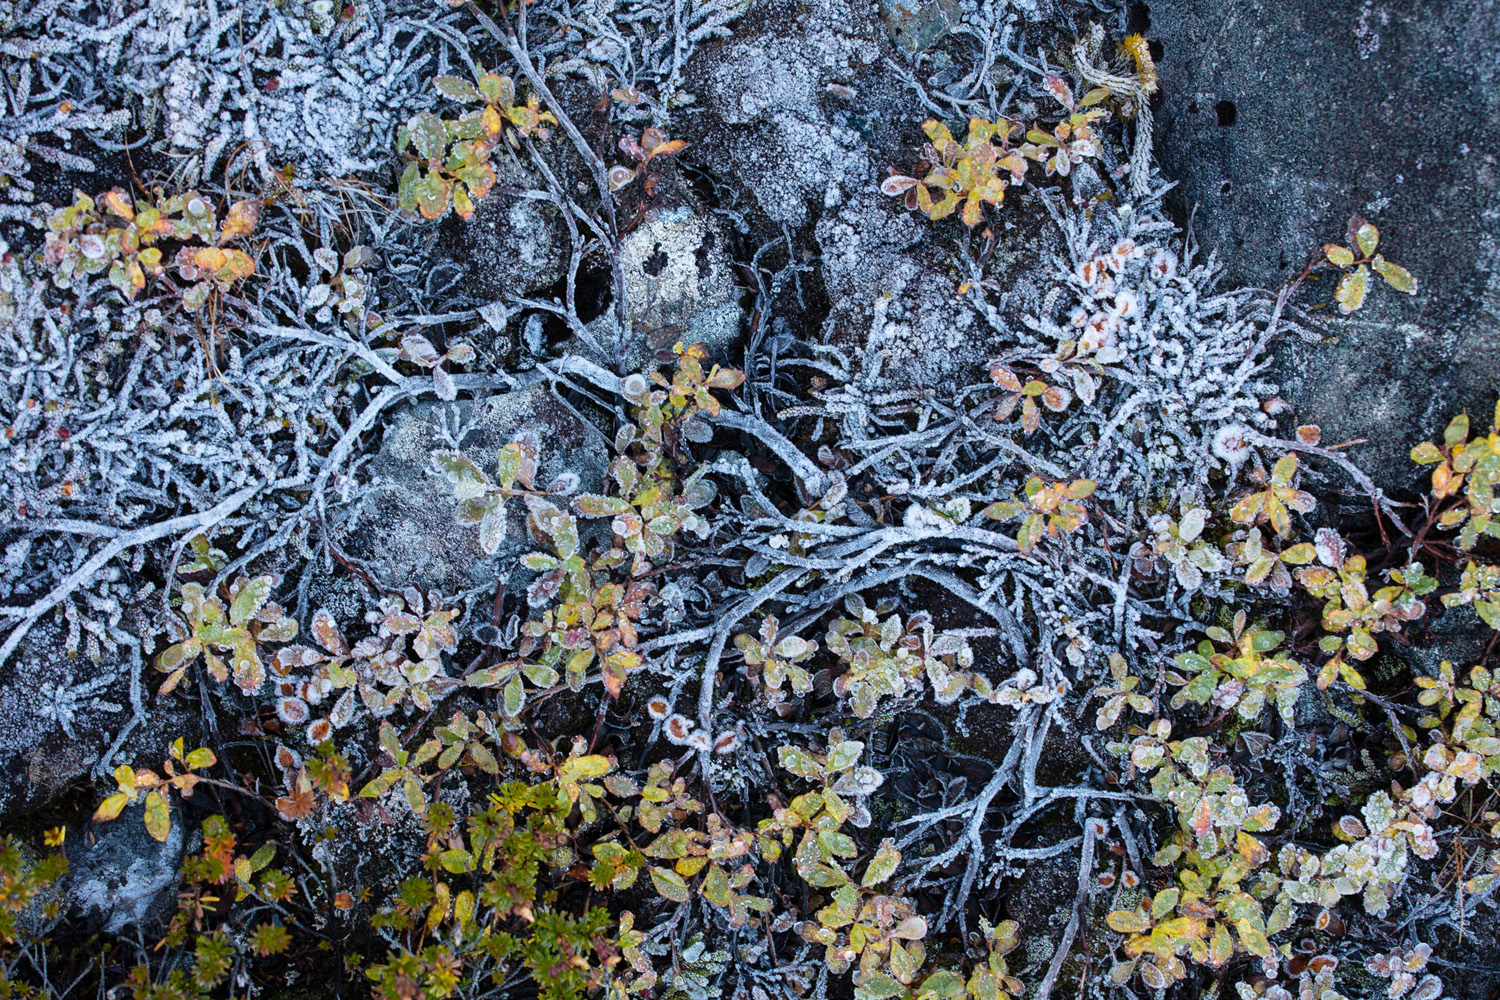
333 385 609 596
684 0 1069 390
0 602 197 821
613 201 744 373
0 641 126 819
66 800 184 933
878 0 962 55
692 0 884 231
454 160 568 304
1151 0 1500 492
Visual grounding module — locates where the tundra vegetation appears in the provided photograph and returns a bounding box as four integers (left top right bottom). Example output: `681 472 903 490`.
0 1 1494 1000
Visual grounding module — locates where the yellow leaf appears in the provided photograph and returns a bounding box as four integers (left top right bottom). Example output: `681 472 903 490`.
1107 909 1152 934
185 748 217 770
1323 243 1354 268
218 199 262 242
158 665 189 695
427 882 451 932
1236 830 1268 866
455 890 476 928
143 789 171 842
1234 919 1272 958
1335 265 1369 314
193 247 227 272
559 754 612 787
102 189 135 220
92 792 130 823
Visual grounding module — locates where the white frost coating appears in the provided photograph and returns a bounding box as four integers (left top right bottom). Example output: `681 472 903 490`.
69 812 185 933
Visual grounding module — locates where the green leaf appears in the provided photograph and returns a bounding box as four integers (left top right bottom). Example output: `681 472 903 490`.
1271 453 1298 486
803 862 850 887
862 841 901 887
433 75 481 101
1016 513 1043 553
777 746 824 780
407 112 449 162
915 968 963 1000
700 863 732 907
1346 629 1379 661
503 673 525 717
819 830 858 858
1444 412 1470 448
1250 629 1284 652
825 740 864 772
981 500 1024 521
359 769 397 799
478 503 508 556
415 172 451 220
495 441 525 490
230 576 273 626
650 867 690 903
1410 441 1444 464
433 450 490 499
575 494 633 517
857 974 910 1000
398 162 420 212
1372 254 1416 294
1352 217 1379 258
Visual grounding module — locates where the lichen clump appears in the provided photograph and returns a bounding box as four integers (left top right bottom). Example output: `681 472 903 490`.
0 1 1494 1000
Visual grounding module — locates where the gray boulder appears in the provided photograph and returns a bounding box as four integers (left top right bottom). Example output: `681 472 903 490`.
1151 0 1500 492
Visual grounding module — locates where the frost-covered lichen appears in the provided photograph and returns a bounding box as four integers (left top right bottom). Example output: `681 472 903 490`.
0 0 1495 998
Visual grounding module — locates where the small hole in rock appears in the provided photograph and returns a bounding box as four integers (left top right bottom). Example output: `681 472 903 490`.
1220 181 1232 195
694 236 714 279
1215 100 1237 126
643 243 668 277
1187 101 1199 115
1127 2 1151 32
